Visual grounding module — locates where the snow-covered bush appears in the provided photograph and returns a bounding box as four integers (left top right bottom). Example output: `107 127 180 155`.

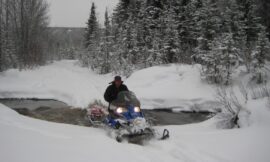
250 84 270 100
215 87 245 129
249 84 270 110
239 83 249 104
251 27 270 84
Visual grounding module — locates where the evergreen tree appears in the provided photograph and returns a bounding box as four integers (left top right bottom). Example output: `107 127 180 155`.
101 8 112 74
221 0 244 68
195 0 222 83
256 0 270 39
222 0 245 44
252 26 270 83
238 0 262 72
211 33 238 85
85 3 99 48
113 0 130 27
82 2 102 70
177 0 201 63
161 1 179 63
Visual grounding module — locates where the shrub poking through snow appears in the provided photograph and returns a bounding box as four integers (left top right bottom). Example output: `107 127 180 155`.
215 87 244 129
250 84 270 100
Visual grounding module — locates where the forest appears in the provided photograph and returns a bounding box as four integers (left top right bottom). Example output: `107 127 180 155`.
83 0 270 85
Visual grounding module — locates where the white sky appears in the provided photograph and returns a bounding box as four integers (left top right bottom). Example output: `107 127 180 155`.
46 0 119 27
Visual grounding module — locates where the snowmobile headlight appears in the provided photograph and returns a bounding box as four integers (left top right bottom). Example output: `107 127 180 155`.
134 107 141 112
116 107 124 114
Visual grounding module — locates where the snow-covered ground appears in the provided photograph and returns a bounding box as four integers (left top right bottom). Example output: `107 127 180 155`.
0 60 270 162
0 60 217 111
0 60 111 108
1 98 270 162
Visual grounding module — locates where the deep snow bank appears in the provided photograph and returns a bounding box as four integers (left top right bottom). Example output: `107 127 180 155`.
126 64 217 110
0 60 112 107
1 97 270 162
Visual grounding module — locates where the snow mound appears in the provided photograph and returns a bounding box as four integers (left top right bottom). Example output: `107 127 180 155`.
126 64 217 110
0 60 112 107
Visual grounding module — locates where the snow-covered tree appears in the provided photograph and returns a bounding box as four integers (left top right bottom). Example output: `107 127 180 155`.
82 2 102 70
161 2 179 63
194 0 223 83
177 0 201 63
211 33 238 85
252 26 270 83
256 0 270 40
85 3 99 48
100 8 112 74
238 0 262 72
113 0 130 27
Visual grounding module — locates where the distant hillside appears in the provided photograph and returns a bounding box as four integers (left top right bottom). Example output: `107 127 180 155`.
47 27 85 48
44 27 86 60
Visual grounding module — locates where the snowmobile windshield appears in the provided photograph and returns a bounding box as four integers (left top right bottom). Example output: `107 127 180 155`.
111 91 141 108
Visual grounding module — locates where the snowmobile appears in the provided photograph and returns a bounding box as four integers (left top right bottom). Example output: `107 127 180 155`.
86 91 169 144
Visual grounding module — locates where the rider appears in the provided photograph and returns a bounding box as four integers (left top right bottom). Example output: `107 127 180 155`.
104 76 129 128
104 76 129 111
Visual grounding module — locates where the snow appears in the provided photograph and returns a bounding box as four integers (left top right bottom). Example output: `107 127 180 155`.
1 98 270 162
0 60 270 162
0 60 218 111
0 60 112 108
126 64 217 110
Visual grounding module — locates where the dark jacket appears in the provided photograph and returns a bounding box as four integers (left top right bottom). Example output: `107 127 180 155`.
104 83 129 103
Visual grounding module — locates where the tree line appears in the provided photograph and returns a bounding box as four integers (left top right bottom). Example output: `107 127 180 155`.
83 0 270 84
0 0 49 71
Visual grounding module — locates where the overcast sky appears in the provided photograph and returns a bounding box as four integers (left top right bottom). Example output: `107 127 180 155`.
46 0 119 27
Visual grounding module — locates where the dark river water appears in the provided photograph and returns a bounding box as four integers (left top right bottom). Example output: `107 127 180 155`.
0 99 214 126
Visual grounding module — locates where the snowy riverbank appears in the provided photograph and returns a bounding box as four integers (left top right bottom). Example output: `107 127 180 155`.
0 60 218 111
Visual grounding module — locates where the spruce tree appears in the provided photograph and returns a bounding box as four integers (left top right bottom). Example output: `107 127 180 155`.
85 3 99 48
113 0 130 27
257 0 270 39
252 26 270 83
101 8 112 74
195 0 222 83
83 2 102 70
161 1 179 63
177 0 201 63
210 33 238 85
238 0 262 72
